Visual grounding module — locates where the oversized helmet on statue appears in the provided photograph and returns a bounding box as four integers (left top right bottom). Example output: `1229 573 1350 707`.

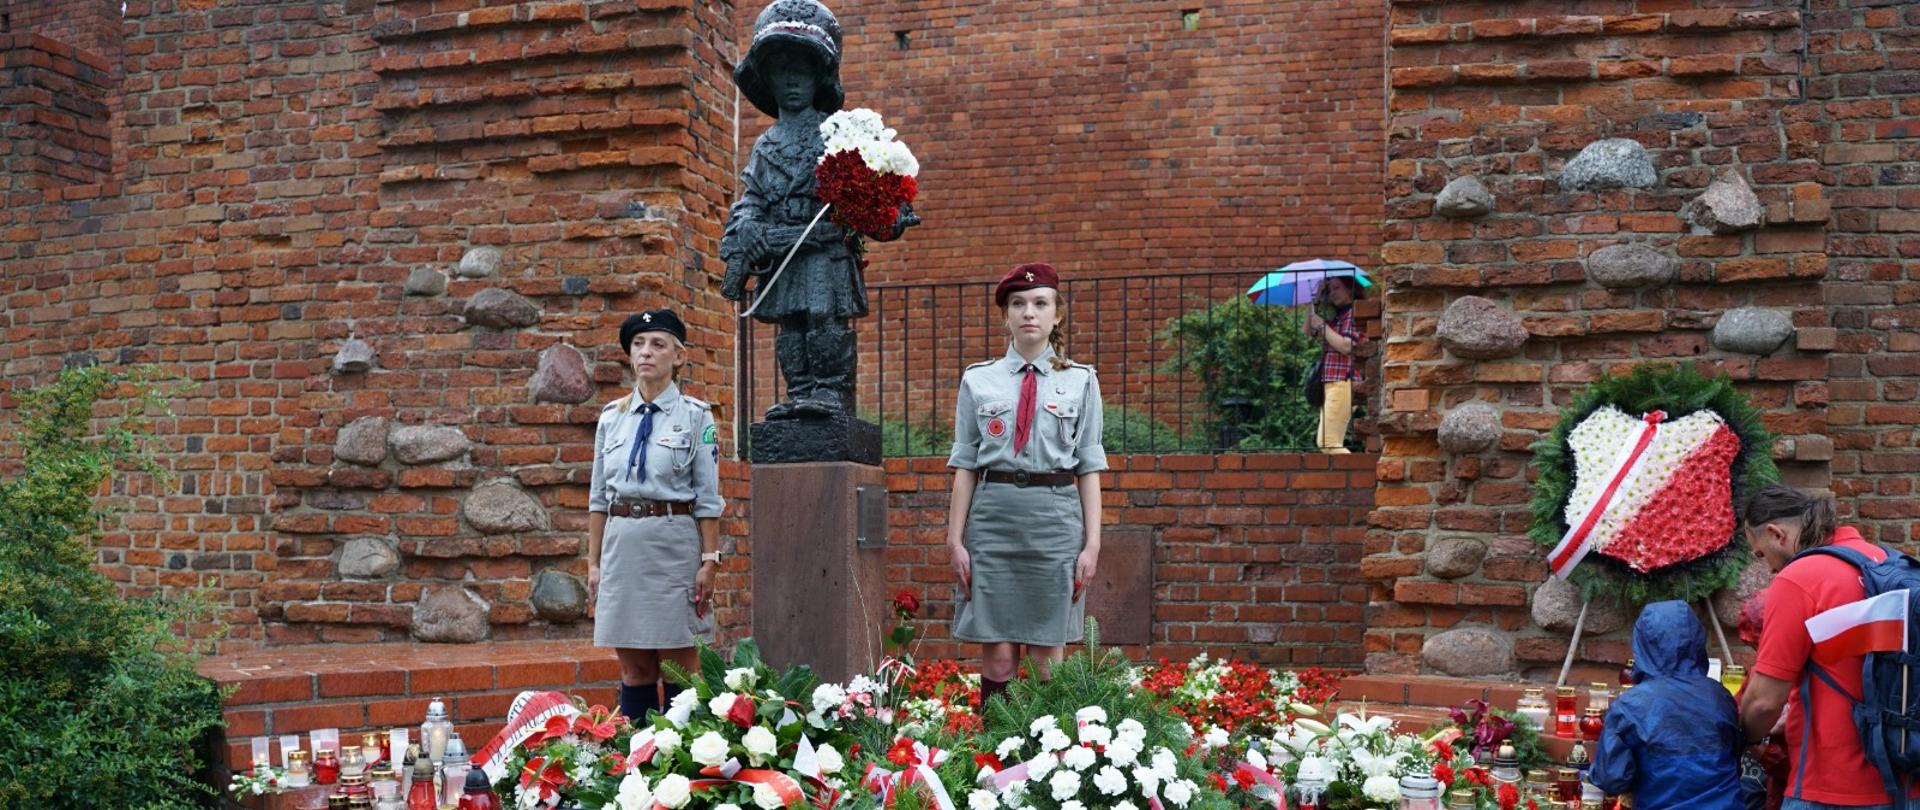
734 0 845 118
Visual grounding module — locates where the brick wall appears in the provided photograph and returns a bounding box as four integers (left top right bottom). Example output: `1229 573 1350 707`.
1366 0 1920 678
0 0 121 66
887 452 1374 668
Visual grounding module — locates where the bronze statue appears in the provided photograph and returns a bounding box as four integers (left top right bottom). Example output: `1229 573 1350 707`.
721 0 916 421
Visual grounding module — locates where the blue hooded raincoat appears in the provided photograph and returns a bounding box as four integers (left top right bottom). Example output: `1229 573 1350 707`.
1590 600 1744 810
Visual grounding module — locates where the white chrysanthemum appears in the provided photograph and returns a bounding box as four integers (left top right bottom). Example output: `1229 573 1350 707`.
1029 715 1059 736
709 693 737 718
816 743 844 775
742 726 778 763
724 667 758 691
753 782 785 810
1048 770 1082 801
654 774 692 810
847 675 882 695
689 731 730 766
1061 745 1097 771
968 790 999 810
1092 766 1128 796
1163 779 1194 808
1074 706 1109 725
811 683 846 713
996 736 1026 759
1362 774 1400 802
1039 728 1072 753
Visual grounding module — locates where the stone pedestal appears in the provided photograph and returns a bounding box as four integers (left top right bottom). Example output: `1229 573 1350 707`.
748 462 888 682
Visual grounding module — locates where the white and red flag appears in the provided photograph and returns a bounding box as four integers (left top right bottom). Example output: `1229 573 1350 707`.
1805 589 1910 666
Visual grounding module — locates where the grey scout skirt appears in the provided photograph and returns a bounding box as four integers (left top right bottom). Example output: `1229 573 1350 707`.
594 513 713 649
951 480 1085 646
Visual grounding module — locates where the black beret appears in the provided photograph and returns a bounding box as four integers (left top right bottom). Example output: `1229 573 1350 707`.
620 309 687 352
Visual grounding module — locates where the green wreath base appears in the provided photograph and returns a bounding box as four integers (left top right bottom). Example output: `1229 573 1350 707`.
1527 363 1780 605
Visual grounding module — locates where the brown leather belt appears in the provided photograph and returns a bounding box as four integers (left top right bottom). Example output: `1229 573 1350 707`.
979 469 1076 488
609 499 694 518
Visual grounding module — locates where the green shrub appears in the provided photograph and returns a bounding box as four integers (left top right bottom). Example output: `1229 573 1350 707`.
1158 296 1326 451
866 410 954 458
0 366 226 808
1100 404 1191 453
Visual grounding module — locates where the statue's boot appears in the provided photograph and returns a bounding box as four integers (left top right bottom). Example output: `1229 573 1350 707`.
766 331 812 420
796 325 855 418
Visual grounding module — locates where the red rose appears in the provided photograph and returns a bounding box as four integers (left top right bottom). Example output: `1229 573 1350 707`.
727 694 757 728
892 590 921 617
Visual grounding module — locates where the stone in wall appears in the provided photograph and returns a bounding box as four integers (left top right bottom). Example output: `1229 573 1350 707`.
1587 244 1676 289
1424 537 1485 579
392 425 471 465
1421 627 1514 677
1530 576 1632 635
405 267 448 296
333 337 375 373
335 417 390 466
463 482 547 534
1684 170 1765 235
457 247 501 278
338 537 400 579
1560 138 1658 191
1437 401 1501 453
531 570 588 622
532 345 594 404
1436 296 1528 360
412 586 490 642
1434 176 1493 218
464 289 540 329
1711 308 1794 355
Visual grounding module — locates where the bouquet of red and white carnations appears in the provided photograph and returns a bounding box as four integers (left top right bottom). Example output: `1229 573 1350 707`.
815 108 919 242
615 642 860 810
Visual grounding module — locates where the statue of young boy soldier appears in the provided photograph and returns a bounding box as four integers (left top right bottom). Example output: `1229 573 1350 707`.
720 0 916 421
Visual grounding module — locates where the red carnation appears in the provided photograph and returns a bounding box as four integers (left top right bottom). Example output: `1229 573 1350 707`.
1497 783 1519 810
1432 761 1455 785
1208 772 1228 792
974 753 1003 772
1233 769 1256 789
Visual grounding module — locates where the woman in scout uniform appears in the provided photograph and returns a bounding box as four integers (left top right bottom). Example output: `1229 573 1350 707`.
945 262 1107 704
586 309 724 723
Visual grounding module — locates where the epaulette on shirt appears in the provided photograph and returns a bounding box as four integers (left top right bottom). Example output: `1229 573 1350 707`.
604 394 632 412
682 396 711 411
965 359 996 371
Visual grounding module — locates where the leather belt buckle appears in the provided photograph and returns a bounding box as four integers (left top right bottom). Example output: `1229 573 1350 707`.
1013 470 1031 487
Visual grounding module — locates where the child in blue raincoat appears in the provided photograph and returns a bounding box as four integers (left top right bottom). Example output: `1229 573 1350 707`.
1590 600 1744 809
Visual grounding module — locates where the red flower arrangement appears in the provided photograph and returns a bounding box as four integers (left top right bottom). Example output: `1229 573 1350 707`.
1138 656 1344 737
816 150 918 240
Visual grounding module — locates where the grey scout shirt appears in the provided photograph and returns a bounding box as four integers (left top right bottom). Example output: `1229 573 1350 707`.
948 345 1108 476
589 383 724 518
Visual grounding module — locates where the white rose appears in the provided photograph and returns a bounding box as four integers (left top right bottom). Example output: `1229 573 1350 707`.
1116 719 1147 744
968 790 999 810
616 773 653 810
1039 728 1071 753
1061 746 1097 771
1162 779 1194 808
996 736 1025 759
742 726 778 763
630 728 657 755
653 728 682 754
1203 727 1230 750
1078 724 1112 747
725 668 758 691
816 743 844 775
1048 770 1082 801
753 782 785 810
709 693 737 718
689 731 730 766
666 691 696 726
1074 706 1109 725
1092 767 1128 796
811 684 847 714
1029 716 1059 736
718 805 743 810
1362 775 1400 803
654 774 692 810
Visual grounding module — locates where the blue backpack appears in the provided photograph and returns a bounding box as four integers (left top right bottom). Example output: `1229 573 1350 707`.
1791 543 1920 801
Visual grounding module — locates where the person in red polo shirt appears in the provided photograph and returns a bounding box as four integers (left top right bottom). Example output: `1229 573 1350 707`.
1739 484 1920 810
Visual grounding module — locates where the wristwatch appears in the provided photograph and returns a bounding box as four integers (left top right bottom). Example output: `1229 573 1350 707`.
700 551 723 564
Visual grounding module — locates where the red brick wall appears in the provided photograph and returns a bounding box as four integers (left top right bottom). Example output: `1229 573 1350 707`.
887 453 1375 668
1366 0 1920 677
0 0 121 65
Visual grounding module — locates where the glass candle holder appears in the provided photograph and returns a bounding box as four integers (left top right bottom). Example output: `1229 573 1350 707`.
1580 707 1605 742
315 747 341 784
1554 687 1579 738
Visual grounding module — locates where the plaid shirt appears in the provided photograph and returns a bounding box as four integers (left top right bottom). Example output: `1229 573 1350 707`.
1320 305 1364 383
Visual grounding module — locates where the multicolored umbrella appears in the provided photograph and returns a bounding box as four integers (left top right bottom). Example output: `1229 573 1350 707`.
1244 259 1373 306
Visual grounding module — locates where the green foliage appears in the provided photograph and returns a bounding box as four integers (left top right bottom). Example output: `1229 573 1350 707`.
868 410 954 458
0 366 227 809
1101 404 1195 453
1158 296 1326 451
1527 363 1779 604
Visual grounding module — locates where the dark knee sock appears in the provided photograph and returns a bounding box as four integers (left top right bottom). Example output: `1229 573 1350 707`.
661 680 685 707
621 682 660 722
980 677 1009 706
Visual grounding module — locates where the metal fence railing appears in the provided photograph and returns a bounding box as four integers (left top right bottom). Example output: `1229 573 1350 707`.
737 270 1346 458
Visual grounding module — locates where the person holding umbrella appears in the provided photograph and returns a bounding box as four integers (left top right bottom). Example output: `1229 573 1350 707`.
1303 274 1365 453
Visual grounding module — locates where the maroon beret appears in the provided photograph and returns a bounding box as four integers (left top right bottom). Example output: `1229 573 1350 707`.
994 262 1060 306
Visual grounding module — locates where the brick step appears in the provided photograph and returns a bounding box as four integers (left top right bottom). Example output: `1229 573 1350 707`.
201 639 621 771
